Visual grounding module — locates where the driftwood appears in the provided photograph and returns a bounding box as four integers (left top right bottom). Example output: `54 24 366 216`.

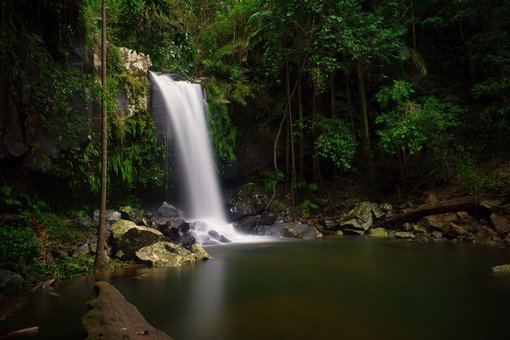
0 326 39 339
373 196 490 228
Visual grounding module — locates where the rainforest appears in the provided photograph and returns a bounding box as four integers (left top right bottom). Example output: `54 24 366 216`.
1 1 510 339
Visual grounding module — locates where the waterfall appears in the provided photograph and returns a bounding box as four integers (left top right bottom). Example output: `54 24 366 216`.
149 72 247 244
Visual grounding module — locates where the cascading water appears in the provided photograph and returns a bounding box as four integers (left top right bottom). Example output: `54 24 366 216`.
150 72 251 244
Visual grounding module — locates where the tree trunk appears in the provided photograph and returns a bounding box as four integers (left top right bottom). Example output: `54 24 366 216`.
298 74 304 180
372 196 489 228
95 0 108 271
285 57 296 205
356 58 374 178
312 90 322 183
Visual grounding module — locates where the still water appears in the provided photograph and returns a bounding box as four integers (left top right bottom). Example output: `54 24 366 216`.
1 238 510 339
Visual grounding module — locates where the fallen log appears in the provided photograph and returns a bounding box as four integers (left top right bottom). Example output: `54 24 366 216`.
373 196 490 228
0 326 39 339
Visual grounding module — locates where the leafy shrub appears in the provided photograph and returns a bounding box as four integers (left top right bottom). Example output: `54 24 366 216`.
0 226 41 271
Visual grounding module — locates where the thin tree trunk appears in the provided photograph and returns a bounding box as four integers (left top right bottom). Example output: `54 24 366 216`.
312 90 322 183
356 58 374 178
298 73 304 180
285 57 296 205
330 71 336 118
95 0 108 271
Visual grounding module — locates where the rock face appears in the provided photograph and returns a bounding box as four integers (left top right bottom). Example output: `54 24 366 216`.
158 202 181 218
111 220 164 260
119 206 147 226
135 241 208 267
82 281 172 339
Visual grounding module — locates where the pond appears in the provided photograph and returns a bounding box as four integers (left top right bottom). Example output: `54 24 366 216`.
1 238 510 339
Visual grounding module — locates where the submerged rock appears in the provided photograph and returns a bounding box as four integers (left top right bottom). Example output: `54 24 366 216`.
135 241 197 267
82 281 171 339
111 220 164 260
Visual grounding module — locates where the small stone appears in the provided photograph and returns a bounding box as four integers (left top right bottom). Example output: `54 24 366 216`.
412 224 427 233
424 193 440 204
402 222 412 231
336 230 344 237
395 232 415 239
432 231 443 239
322 219 340 230
457 211 470 219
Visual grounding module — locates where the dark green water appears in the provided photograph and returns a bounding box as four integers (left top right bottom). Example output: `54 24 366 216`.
1 238 510 339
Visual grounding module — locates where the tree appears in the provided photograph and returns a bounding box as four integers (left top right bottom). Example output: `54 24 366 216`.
94 0 109 271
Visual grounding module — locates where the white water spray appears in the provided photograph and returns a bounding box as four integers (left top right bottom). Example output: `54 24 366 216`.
150 72 256 244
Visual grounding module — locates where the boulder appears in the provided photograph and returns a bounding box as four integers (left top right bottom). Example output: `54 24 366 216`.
490 213 510 234
82 281 171 339
0 269 24 295
135 242 197 267
93 210 121 224
233 215 258 233
157 202 180 218
369 228 389 238
283 221 323 240
341 201 383 231
420 213 457 230
111 220 164 260
258 210 277 226
191 244 212 261
208 230 231 243
119 206 147 226
227 189 268 220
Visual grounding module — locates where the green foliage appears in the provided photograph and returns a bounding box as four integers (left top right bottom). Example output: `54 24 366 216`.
298 199 319 218
40 213 95 245
0 226 41 271
261 171 285 190
375 81 461 157
51 254 95 280
457 159 509 195
312 117 358 171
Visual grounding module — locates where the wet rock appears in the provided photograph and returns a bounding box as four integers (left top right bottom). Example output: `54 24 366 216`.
395 232 416 239
191 244 212 261
369 228 389 238
336 230 344 237
233 215 259 233
158 202 180 218
82 281 171 339
283 221 322 240
111 220 164 260
490 213 510 234
179 233 196 250
424 194 440 204
208 230 231 243
135 242 197 267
